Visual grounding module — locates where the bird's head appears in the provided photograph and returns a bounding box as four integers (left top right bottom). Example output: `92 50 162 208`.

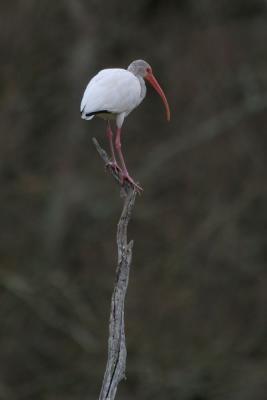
128 59 170 121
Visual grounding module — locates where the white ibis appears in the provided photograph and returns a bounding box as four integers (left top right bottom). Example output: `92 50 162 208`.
80 59 170 191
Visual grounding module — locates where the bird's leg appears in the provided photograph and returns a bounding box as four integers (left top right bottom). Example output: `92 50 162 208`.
115 128 143 193
105 121 121 173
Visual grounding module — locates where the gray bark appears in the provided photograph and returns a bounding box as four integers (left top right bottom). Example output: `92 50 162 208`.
92 138 137 400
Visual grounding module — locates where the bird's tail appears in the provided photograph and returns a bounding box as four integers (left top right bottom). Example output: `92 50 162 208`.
80 108 109 120
81 113 94 120
80 105 94 120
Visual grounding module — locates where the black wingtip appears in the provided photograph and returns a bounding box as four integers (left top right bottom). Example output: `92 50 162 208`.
85 110 109 117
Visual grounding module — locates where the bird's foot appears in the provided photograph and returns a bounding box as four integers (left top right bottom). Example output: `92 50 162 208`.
105 161 122 174
121 173 143 194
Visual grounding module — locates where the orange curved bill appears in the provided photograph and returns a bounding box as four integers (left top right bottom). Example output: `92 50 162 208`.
145 73 171 121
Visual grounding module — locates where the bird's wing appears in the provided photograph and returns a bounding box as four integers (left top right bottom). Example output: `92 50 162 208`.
80 69 142 116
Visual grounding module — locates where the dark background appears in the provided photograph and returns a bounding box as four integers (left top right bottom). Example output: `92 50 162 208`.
1 1 267 399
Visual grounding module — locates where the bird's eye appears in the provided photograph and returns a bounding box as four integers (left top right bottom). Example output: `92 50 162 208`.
146 67 151 73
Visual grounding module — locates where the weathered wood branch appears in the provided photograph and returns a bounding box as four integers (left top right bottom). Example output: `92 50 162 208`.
92 138 137 400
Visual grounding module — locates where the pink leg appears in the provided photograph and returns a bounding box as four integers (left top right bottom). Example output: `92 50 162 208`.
106 121 121 173
115 128 143 193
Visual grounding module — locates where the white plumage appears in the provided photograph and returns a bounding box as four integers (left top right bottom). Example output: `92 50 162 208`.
80 60 170 192
80 68 145 127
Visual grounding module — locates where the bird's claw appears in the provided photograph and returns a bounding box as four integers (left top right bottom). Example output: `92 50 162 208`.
105 161 122 174
105 162 142 193
121 173 143 194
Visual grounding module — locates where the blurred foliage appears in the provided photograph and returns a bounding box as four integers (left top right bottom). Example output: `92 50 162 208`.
0 0 267 399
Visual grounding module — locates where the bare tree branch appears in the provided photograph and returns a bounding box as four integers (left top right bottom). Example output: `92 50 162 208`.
138 93 267 181
92 138 137 400
0 273 98 353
